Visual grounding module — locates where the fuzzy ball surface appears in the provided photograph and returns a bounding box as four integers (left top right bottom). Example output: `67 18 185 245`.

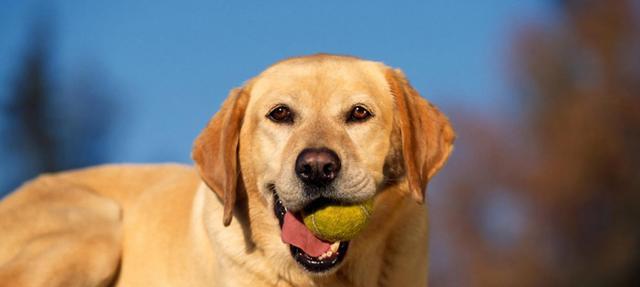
302 199 374 242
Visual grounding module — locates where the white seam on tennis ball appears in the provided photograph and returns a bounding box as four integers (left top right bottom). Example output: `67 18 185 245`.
359 205 371 217
311 214 320 234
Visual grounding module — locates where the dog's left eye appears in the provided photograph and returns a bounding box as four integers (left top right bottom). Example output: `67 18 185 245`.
267 105 294 124
347 105 373 123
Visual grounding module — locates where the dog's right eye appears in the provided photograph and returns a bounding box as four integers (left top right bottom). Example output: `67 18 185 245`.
267 105 293 124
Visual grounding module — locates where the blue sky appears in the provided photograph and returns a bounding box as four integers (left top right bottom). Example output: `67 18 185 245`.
0 0 552 168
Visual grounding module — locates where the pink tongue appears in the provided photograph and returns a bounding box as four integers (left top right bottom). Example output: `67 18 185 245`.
281 212 331 257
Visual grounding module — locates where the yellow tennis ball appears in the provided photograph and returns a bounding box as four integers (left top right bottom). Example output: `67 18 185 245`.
302 199 374 242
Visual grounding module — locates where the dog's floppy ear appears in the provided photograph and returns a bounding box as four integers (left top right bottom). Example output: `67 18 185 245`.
192 88 250 226
385 69 455 203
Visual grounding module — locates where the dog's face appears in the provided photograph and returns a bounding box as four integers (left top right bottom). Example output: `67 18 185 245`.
193 54 455 275
245 57 395 212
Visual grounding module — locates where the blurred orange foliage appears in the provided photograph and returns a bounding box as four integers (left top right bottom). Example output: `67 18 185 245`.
431 0 640 285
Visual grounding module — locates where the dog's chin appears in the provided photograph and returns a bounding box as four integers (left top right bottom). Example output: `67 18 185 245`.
271 189 349 274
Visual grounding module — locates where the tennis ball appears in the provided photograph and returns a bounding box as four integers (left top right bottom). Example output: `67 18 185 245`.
302 199 374 242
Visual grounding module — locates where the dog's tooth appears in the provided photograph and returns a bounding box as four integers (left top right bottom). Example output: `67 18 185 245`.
330 242 340 253
318 248 335 260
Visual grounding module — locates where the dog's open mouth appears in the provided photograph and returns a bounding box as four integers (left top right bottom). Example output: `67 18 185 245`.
273 192 349 273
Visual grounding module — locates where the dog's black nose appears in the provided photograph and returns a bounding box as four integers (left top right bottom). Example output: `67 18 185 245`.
295 148 341 187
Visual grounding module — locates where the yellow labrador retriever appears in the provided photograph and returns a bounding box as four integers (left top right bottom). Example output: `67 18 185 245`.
0 54 454 287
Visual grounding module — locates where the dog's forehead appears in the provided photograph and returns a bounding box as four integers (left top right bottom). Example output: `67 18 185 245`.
248 56 390 105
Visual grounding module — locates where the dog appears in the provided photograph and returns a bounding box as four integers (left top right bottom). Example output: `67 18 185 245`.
0 54 455 287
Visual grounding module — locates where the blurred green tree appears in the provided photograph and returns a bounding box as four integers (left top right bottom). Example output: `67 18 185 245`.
2 18 116 196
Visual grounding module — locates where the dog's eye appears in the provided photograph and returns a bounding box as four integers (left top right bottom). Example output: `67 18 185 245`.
347 105 373 122
267 105 293 123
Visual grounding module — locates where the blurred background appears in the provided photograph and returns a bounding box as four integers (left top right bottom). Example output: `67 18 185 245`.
1 0 638 285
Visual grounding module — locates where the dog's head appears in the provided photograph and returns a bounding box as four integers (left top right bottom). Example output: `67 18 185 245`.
192 54 455 274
